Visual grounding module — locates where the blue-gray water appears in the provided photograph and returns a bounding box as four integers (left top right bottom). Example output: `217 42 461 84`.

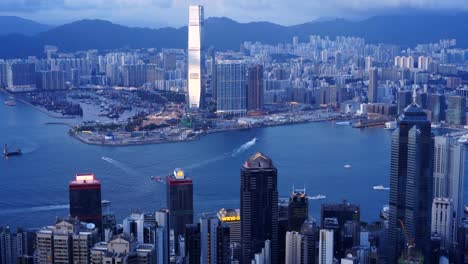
0 92 463 229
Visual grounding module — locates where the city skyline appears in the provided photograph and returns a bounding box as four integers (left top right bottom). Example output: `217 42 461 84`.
1 0 468 28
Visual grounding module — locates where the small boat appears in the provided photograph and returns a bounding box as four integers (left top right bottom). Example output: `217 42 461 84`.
373 185 390 191
4 144 22 157
308 194 326 200
344 164 352 169
151 176 165 184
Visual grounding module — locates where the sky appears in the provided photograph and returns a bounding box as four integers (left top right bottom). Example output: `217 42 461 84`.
0 0 467 28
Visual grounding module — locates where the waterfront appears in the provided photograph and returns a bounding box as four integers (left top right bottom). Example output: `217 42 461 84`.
1 91 464 229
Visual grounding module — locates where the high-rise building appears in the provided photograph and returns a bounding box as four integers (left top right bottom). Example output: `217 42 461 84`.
368 68 378 103
0 62 7 87
155 209 170 264
6 62 36 92
200 214 221 264
216 223 231 264
69 173 102 232
36 71 66 90
387 97 434 262
0 226 17 264
218 208 241 261
90 234 139 263
320 202 360 258
247 65 264 112
123 212 145 243
216 60 247 117
318 229 334 264
428 94 446 123
285 231 302 264
397 90 412 115
431 198 453 249
288 188 309 232
446 96 466 126
185 224 201 264
240 153 278 264
301 219 317 264
166 169 193 242
187 5 204 109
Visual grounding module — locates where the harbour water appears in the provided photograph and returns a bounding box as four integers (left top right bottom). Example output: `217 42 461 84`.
1 92 464 229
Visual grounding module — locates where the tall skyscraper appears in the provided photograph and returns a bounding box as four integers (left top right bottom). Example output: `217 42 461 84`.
187 5 204 110
397 90 412 115
428 94 446 123
166 169 193 242
387 96 434 262
285 231 302 264
368 68 378 103
301 219 317 264
247 65 264 112
216 60 247 117
431 198 453 249
288 188 308 232
69 173 102 231
240 153 278 264
185 224 201 264
318 229 334 264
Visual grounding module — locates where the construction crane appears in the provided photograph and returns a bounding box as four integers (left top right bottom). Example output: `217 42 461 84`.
399 219 416 260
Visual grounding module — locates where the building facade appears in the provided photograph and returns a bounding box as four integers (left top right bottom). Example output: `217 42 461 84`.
187 5 204 109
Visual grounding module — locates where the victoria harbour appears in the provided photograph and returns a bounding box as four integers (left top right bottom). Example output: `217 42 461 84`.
1 91 395 228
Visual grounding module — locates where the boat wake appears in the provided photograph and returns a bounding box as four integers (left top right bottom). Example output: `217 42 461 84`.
101 156 138 175
186 138 259 170
231 137 257 157
0 204 68 215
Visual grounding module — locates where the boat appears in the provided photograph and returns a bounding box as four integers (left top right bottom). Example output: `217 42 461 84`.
150 176 165 184
380 205 389 220
308 194 326 200
344 164 352 169
373 185 390 191
3 144 22 157
384 121 396 130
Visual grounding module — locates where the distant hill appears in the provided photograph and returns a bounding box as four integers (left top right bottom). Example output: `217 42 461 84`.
0 16 52 36
1 13 468 59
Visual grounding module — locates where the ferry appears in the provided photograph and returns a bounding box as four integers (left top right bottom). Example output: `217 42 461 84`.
336 121 351 125
373 185 390 191
308 194 326 200
3 144 22 157
344 164 352 169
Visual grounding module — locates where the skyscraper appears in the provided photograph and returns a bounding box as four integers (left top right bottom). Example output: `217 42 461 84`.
166 169 193 242
156 209 170 264
216 60 247 117
300 219 317 264
288 188 308 232
69 173 102 231
368 68 378 103
247 65 264 112
397 90 412 115
240 153 278 264
187 5 204 110
387 97 433 262
185 224 201 264
285 231 302 264
446 96 466 126
318 229 334 264
431 198 453 249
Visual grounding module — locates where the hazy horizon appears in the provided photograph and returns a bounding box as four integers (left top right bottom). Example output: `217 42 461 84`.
0 0 467 28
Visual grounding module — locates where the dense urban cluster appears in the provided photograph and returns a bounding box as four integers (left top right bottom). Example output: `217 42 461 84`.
2 3 468 264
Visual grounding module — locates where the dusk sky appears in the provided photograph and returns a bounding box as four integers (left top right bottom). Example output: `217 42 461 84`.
0 0 467 28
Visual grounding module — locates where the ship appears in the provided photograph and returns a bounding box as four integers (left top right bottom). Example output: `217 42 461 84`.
150 176 165 184
373 185 390 191
3 144 22 157
344 164 352 169
308 194 326 200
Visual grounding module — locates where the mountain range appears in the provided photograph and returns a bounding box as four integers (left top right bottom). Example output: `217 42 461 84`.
1 13 468 59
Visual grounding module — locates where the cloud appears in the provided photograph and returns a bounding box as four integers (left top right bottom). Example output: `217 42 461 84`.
0 0 467 27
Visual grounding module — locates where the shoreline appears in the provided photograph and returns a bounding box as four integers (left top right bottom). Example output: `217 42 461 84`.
69 117 333 147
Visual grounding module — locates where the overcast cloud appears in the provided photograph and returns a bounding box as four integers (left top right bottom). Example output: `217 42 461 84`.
0 0 466 27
